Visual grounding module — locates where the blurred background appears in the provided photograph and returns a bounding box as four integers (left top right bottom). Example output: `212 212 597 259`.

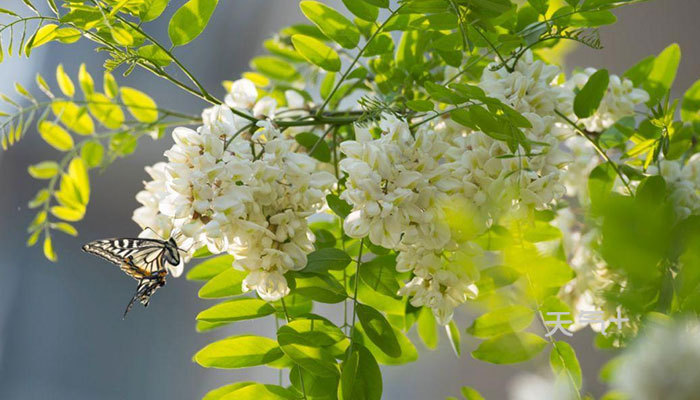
0 1 698 399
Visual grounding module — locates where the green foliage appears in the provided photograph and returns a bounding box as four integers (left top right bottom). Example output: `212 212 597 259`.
471 332 547 364
3 1 697 399
574 69 609 119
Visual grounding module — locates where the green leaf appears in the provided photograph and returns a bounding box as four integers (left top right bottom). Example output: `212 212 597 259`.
342 0 378 21
88 93 124 129
220 384 297 400
109 132 137 156
168 0 218 46
356 304 401 357
406 99 434 112
471 332 547 364
466 0 514 19
80 140 104 168
569 10 616 27
467 305 535 338
681 79 700 125
290 365 339 399
416 307 438 349
197 298 275 323
359 255 399 298
338 346 382 400
528 0 549 14
304 248 352 274
353 320 418 365
195 335 284 369
277 324 340 377
588 162 617 211
326 194 352 218
120 87 158 123
624 55 655 88
292 34 341 72
187 255 234 281
203 383 255 400
574 69 609 119
360 0 389 8
294 273 346 303
28 161 59 179
251 56 300 81
138 44 172 67
295 131 331 162
110 27 133 46
461 386 486 400
550 341 582 389
55 28 81 44
39 121 73 151
140 0 169 22
300 1 360 49
56 64 75 97
645 43 681 105
198 267 247 298
446 320 461 357
424 81 467 105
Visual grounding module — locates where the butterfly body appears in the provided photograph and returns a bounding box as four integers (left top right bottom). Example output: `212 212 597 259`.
82 237 183 318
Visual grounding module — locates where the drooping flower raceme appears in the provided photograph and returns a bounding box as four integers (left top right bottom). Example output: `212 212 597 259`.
133 80 334 301
613 320 700 400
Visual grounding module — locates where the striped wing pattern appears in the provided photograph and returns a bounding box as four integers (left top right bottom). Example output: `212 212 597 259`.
82 238 170 317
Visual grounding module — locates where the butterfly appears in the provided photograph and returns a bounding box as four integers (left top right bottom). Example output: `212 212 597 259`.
82 237 184 318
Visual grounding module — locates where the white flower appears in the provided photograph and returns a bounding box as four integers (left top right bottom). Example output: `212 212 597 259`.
242 269 290 302
613 319 700 400
225 78 258 109
649 155 700 219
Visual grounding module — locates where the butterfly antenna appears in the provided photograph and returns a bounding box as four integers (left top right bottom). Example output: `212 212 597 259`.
143 226 165 240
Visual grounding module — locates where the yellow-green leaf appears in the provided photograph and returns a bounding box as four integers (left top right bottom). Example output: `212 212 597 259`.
168 0 219 47
120 87 158 122
103 71 119 99
467 305 535 338
38 121 74 151
300 1 360 49
111 27 134 46
29 24 58 49
52 222 78 236
51 101 94 135
550 341 582 389
50 205 84 222
472 332 547 364
195 335 284 369
28 161 60 179
88 93 124 129
43 236 57 261
292 34 341 72
80 140 104 168
56 64 75 97
68 157 90 205
78 63 94 96
56 27 81 44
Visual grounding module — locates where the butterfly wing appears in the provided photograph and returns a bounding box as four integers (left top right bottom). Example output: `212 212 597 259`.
123 277 166 318
82 238 168 280
82 238 171 317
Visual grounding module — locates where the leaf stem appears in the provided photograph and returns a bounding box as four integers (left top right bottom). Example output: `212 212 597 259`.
316 5 404 116
349 238 364 350
554 109 633 195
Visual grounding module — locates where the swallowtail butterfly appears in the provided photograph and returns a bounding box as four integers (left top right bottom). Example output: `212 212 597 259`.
82 237 184 318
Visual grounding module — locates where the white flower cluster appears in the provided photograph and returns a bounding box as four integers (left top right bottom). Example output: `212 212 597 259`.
560 67 649 132
509 374 576 400
133 79 334 301
339 116 481 324
613 319 700 400
650 154 700 219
